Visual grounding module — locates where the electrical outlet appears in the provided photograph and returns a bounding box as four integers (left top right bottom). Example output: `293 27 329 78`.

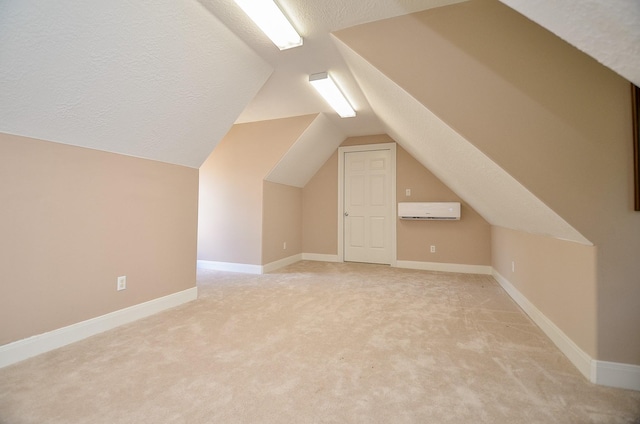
511 261 515 273
405 188 411 196
117 276 127 291
283 242 287 250
430 245 436 253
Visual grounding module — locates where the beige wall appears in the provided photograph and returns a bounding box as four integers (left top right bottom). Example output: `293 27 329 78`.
492 226 597 357
301 135 393 256
198 115 315 265
302 135 491 266
302 151 339 255
0 133 198 345
262 181 302 264
397 145 491 265
335 0 639 365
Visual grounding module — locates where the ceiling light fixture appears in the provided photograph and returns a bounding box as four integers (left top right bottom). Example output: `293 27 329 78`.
309 72 356 118
233 0 302 50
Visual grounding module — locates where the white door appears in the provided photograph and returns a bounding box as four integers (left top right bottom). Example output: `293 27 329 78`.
343 149 392 264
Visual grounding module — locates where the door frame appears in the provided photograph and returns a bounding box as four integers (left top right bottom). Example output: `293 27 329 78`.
338 142 397 266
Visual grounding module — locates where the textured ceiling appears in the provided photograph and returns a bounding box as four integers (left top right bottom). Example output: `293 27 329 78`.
335 38 591 245
265 113 344 188
0 0 272 168
3 0 636 170
498 0 640 87
200 0 467 137
1 0 637 242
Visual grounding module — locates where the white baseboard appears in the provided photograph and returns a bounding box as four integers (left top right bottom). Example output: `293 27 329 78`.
396 260 492 275
302 253 340 262
263 254 303 273
493 270 640 391
197 260 262 274
198 255 304 274
492 270 593 380
593 360 640 391
0 287 198 369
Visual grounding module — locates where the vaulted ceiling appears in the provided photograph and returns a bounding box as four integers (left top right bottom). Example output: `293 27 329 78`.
2 0 637 167
0 0 273 168
1 0 638 244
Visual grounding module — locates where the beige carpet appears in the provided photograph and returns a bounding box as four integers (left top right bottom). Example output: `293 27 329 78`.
1 261 639 423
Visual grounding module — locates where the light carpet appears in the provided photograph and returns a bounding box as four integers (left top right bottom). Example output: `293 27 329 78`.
0 261 639 423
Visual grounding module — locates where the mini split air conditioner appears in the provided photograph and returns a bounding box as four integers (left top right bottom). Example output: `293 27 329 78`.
398 202 461 220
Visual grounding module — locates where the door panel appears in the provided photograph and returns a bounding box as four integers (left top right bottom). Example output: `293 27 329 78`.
370 174 385 206
344 149 392 264
349 216 365 247
349 175 365 206
370 216 385 248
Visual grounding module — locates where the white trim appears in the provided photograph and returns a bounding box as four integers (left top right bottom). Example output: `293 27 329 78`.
197 255 304 275
0 287 198 369
337 147 345 262
302 253 340 262
262 254 302 273
338 142 397 266
494 269 640 391
197 260 262 274
593 361 640 391
397 260 492 275
492 270 593 381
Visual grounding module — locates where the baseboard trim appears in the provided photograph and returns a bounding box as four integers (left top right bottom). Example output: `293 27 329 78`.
197 260 262 274
593 360 640 391
197 256 304 275
492 270 594 381
396 260 492 275
263 254 303 273
302 253 340 262
493 270 640 391
0 287 198 369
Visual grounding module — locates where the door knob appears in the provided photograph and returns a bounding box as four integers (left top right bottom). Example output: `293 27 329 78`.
344 212 349 216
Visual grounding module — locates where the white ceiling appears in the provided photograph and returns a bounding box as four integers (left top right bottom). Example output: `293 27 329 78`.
0 0 273 168
265 114 345 188
2 0 637 169
498 0 640 88
1 0 637 244
200 0 467 137
203 0 640 134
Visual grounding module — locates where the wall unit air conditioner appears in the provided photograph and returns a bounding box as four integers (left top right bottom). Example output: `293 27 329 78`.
398 202 461 220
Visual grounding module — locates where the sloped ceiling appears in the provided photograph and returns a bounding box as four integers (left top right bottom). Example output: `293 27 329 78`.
201 0 467 137
498 0 640 87
334 37 590 245
265 114 345 188
4 0 635 169
0 0 272 168
2 0 637 238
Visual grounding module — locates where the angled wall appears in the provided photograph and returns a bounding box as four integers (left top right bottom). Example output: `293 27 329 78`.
198 115 316 267
266 114 345 188
396 146 491 266
334 0 639 367
302 134 491 268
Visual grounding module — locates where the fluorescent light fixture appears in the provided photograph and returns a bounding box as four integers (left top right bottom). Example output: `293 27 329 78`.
234 0 302 50
309 72 356 118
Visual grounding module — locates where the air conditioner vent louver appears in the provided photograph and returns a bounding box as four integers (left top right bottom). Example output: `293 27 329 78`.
398 202 460 221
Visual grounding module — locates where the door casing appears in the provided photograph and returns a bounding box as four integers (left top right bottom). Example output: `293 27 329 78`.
338 142 397 265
